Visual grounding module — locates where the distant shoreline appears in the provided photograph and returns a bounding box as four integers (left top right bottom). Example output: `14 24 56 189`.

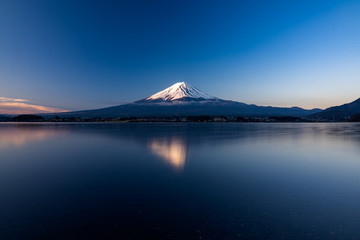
0 114 354 123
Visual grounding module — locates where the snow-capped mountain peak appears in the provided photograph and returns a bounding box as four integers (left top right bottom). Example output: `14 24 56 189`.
136 82 219 103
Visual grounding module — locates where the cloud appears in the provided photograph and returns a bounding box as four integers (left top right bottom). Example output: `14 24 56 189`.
0 97 67 115
0 97 29 102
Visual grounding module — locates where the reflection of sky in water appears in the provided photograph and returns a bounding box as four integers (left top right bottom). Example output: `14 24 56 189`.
1 123 360 239
148 138 187 171
0 125 66 149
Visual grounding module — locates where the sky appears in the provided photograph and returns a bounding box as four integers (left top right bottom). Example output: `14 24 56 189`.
0 0 359 113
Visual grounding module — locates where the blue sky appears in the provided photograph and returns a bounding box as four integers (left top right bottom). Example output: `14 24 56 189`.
0 0 359 113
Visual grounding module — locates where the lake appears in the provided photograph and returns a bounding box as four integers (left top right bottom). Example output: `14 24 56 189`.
1 123 360 239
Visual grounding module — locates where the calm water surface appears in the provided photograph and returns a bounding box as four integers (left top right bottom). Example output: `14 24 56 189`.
1 123 360 239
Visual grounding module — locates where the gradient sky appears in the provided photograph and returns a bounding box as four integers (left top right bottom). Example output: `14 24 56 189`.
0 0 359 113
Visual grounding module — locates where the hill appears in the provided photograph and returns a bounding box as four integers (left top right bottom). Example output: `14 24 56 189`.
309 98 360 121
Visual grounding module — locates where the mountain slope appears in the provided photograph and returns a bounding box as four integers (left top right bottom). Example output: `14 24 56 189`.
56 101 321 118
310 98 360 121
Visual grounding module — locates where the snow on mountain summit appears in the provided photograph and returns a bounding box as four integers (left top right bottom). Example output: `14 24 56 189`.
147 82 216 101
136 82 219 103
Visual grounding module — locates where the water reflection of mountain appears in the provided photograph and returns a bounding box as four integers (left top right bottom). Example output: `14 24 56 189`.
40 123 295 171
148 137 187 171
3 122 360 169
42 123 260 171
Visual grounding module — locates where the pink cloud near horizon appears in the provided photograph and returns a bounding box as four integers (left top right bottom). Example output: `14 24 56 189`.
0 97 67 115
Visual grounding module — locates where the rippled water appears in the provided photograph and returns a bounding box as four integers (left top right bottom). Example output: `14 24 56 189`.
1 123 360 239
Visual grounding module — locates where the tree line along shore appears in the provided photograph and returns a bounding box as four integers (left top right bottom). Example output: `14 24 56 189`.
2 114 360 123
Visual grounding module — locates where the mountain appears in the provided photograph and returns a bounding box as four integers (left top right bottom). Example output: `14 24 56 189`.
309 98 360 121
51 82 322 118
